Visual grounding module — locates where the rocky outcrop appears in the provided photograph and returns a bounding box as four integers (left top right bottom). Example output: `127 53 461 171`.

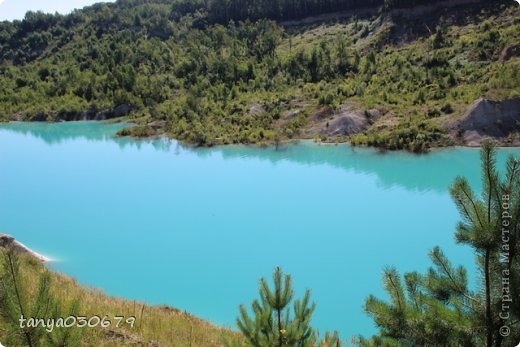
308 104 382 137
282 109 301 120
447 98 520 146
148 120 167 128
0 233 51 262
248 104 267 117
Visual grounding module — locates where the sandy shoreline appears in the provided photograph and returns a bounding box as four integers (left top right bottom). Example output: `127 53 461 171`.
0 233 52 262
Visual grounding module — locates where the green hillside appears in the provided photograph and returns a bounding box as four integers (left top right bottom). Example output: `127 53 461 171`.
0 0 519 151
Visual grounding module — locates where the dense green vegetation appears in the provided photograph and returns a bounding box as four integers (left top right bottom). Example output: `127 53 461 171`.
361 143 520 346
0 0 519 151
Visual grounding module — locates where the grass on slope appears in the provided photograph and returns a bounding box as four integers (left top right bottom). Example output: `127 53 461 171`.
0 250 243 346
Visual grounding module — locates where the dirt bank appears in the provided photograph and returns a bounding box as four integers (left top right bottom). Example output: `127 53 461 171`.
446 97 520 147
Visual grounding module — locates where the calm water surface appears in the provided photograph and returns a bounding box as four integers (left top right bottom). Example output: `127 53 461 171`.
1 122 519 339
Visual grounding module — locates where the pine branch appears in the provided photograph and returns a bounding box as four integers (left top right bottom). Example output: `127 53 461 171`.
430 247 479 306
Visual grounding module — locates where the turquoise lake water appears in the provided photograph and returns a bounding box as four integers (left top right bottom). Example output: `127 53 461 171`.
1 121 520 339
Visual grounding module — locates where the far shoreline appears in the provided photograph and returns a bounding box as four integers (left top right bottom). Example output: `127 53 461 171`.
2 119 520 154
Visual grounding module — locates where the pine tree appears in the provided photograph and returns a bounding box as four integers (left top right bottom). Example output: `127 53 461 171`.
0 247 48 346
0 246 83 346
450 141 520 346
432 20 448 50
362 142 520 346
236 267 339 347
